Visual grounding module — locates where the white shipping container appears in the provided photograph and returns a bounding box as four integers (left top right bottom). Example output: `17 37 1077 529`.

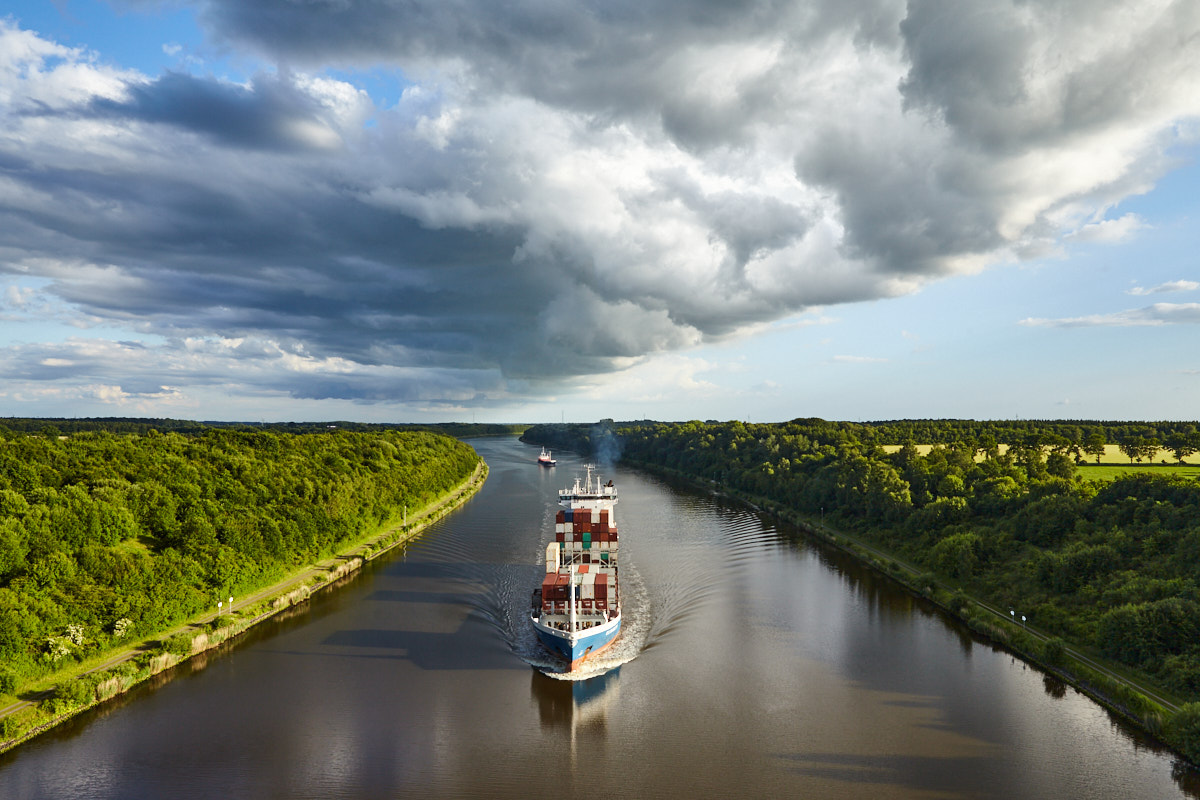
555 523 564 534
563 522 573 534
582 572 597 600
545 542 561 573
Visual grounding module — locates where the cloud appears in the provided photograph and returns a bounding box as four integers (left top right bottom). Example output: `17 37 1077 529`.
2 3 1200 409
568 353 721 405
90 70 366 151
1127 279 1199 295
0 335 505 411
1067 213 1147 243
1021 303 1200 328
4 285 35 309
832 354 888 364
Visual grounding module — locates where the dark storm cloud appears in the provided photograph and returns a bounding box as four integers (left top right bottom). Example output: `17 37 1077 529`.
899 0 1200 153
193 0 902 146
91 71 348 151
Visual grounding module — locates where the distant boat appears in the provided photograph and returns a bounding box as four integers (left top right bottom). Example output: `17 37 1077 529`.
537 447 557 467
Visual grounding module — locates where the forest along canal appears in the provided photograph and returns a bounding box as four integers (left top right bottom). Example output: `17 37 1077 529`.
1 436 1197 799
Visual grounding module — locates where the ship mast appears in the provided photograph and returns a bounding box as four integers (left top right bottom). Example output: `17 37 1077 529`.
568 564 577 633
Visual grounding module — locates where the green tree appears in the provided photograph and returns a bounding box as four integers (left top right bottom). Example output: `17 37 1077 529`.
1167 703 1200 765
1045 451 1076 480
1164 432 1198 464
1118 437 1145 464
931 531 982 579
1082 432 1106 465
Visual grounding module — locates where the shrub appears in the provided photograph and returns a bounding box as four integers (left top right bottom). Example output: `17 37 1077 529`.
0 668 17 695
1167 703 1200 765
53 678 93 708
949 589 971 615
1041 637 1067 667
161 632 194 658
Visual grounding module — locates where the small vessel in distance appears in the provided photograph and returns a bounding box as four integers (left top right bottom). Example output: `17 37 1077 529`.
531 465 620 671
537 447 557 466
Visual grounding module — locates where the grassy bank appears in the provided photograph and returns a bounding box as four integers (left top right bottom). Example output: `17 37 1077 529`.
0 460 487 753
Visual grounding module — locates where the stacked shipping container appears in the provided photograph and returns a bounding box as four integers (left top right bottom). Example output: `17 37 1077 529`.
541 546 616 614
554 508 619 564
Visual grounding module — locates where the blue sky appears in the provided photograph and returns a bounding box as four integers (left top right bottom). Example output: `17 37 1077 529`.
1 1 1198 423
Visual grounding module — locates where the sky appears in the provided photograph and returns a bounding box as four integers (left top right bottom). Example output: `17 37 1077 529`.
1 0 1198 424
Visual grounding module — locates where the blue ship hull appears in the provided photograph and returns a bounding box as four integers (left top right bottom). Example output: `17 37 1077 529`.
534 615 621 670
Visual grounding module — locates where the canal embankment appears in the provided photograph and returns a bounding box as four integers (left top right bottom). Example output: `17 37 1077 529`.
0 460 488 754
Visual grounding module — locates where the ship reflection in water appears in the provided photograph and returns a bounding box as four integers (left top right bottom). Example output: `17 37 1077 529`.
531 667 620 737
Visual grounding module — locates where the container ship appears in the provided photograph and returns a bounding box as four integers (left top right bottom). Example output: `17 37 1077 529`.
531 465 620 670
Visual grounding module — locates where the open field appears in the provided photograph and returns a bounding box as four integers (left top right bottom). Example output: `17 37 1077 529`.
1076 464 1200 482
878 441 1195 472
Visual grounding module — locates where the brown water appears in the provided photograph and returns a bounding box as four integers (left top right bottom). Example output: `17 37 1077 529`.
1 436 1197 799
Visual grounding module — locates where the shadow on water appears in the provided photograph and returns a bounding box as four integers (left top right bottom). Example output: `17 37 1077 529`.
322 624 525 671
776 752 999 795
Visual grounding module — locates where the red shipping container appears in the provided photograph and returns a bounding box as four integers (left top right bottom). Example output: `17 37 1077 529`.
556 531 564 542
600 509 609 523
556 510 565 524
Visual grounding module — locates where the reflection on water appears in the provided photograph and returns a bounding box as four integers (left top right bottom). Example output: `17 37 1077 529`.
1043 674 1068 700
532 668 620 735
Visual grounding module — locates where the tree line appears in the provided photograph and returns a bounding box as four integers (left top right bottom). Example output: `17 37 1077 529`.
524 418 1200 762
0 426 479 692
0 417 523 439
